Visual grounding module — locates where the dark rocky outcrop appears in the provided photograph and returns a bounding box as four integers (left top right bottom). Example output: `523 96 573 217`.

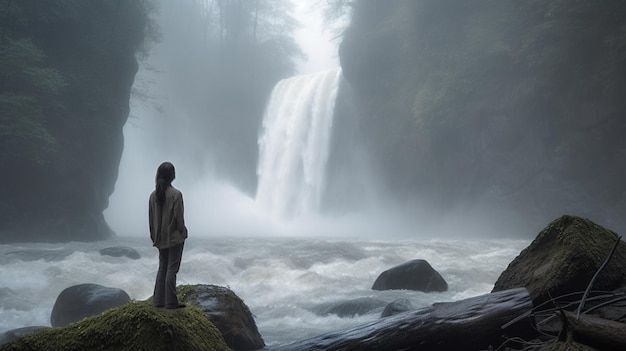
492 215 626 304
50 283 131 327
310 297 387 318
380 298 413 318
0 300 230 351
372 259 448 292
0 1 152 243
99 246 141 260
179 284 264 351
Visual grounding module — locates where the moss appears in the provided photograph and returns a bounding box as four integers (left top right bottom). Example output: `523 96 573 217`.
0 299 231 351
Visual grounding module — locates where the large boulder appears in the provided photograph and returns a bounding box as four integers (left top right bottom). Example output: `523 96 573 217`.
492 215 626 304
50 283 131 327
0 300 230 351
179 284 264 351
372 259 448 292
310 297 387 318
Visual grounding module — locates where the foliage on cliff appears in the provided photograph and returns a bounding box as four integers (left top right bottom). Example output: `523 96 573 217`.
339 0 626 233
0 0 154 242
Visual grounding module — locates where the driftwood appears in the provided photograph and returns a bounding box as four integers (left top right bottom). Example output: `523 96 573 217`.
564 311 626 350
270 288 534 351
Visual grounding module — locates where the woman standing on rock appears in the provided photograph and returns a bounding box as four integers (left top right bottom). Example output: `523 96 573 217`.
149 161 188 309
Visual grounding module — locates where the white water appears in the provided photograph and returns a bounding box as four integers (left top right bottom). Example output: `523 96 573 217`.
256 69 342 218
0 237 527 346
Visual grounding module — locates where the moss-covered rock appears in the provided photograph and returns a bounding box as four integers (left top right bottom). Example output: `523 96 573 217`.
178 285 264 351
0 299 231 351
492 215 626 304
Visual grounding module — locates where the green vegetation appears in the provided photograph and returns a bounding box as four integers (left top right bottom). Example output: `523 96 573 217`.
0 300 231 351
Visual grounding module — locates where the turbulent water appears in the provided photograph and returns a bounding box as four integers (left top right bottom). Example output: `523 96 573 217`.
256 69 342 218
0 236 527 346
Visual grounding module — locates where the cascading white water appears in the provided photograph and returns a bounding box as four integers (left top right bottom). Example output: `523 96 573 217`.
256 68 342 218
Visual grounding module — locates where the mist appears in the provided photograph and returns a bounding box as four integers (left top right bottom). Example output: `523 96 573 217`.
104 0 626 241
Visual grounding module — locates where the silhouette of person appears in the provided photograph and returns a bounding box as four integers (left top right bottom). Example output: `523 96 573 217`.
149 162 188 309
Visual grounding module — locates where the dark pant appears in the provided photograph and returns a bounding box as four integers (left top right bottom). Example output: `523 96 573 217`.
153 242 184 307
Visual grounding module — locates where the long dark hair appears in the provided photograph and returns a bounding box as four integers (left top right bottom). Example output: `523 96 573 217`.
155 162 175 203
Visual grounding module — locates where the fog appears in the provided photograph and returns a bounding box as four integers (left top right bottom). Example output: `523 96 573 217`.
104 0 545 240
104 0 376 238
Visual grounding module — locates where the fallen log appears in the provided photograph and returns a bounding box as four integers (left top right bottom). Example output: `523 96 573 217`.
270 288 534 351
564 311 626 350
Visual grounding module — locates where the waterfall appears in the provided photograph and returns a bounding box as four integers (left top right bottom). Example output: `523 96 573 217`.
256 68 342 218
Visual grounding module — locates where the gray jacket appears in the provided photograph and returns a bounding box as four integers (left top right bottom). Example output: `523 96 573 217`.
149 186 188 249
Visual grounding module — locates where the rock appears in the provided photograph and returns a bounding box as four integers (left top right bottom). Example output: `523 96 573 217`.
381 298 413 318
179 284 264 351
0 300 230 351
0 326 50 346
50 283 131 327
99 246 141 260
310 297 387 317
372 259 448 292
0 1 149 244
492 215 626 304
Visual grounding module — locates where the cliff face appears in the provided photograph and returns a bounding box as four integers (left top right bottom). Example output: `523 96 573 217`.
0 1 150 242
338 0 626 234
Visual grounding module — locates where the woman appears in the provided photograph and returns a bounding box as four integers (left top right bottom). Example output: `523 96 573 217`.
149 161 188 309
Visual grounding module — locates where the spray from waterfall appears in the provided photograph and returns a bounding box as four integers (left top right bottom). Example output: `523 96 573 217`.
256 69 342 218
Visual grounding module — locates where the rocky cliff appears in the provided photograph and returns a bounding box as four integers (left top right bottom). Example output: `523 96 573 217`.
0 0 151 242
337 0 626 235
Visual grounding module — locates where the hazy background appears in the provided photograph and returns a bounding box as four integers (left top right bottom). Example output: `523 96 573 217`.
104 1 354 238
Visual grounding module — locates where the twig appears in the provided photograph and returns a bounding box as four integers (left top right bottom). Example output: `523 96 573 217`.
576 235 622 319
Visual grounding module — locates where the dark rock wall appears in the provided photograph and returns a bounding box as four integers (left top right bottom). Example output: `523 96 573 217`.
337 0 626 235
0 1 150 242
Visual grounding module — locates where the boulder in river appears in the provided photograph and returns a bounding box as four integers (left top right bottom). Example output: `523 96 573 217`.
50 283 131 327
99 246 141 260
179 284 264 351
372 259 448 292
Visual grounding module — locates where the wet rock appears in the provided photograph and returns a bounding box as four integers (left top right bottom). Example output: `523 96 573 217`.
492 215 626 304
179 284 264 351
372 259 448 292
311 297 387 317
99 246 140 260
381 298 413 317
50 283 130 327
